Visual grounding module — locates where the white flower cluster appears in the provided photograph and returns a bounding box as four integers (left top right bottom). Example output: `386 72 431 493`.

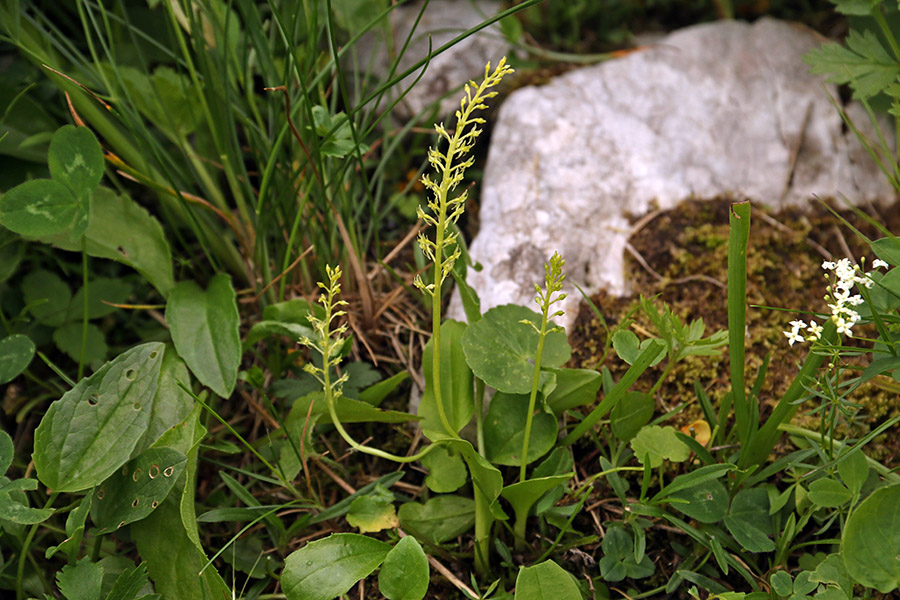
784 257 889 346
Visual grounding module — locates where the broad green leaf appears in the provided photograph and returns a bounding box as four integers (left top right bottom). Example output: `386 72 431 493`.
770 570 793 596
398 495 476 544
837 448 869 496
808 553 853 596
23 268 71 327
288 392 419 425
346 484 397 533
668 480 729 523
379 536 429 600
282 533 390 600
484 391 557 466
92 447 187 534
166 275 240 398
543 367 602 415
805 29 900 99
654 464 734 503
442 438 507 520
33 342 165 492
48 124 104 197
421 444 467 493
532 447 574 514
842 483 900 593
419 320 473 437
41 187 174 297
630 425 690 468
57 557 103 600
872 236 900 267
808 478 852 508
0 476 54 523
514 560 582 600
611 391 655 441
0 334 34 384
133 345 194 455
132 406 231 600
358 370 408 406
0 179 87 237
724 487 775 553
53 322 107 364
461 304 570 395
501 474 573 528
66 277 132 321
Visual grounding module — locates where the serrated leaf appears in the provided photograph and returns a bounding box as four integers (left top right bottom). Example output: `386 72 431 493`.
92 448 187 534
282 533 390 600
484 391 557 466
33 342 165 492
379 536 429 600
805 29 900 99
461 304 570 395
48 124 104 197
0 334 35 385
57 557 103 600
514 560 582 600
40 187 174 297
398 495 475 544
0 178 87 237
630 425 690 468
166 275 240 398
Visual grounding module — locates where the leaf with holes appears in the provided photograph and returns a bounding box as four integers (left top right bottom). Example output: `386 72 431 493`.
33 342 165 492
91 447 186 534
166 275 240 398
48 125 104 198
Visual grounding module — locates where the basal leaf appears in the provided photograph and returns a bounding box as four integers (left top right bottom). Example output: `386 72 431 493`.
378 536 429 600
543 367 602 415
0 334 35 385
398 495 476 544
92 447 187 534
166 275 240 398
48 124 104 197
484 391 557 466
0 179 87 237
501 474 573 528
514 560 582 600
33 342 165 492
724 487 775 553
842 483 900 593
282 533 390 600
41 187 174 297
668 479 729 524
419 319 473 437
461 304 570 395
611 391 655 441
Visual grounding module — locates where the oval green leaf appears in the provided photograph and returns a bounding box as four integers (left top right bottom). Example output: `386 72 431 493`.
611 391 655 441
378 536 429 600
166 274 240 398
91 447 187 534
33 342 165 492
461 304 570 395
282 533 390 600
723 487 775 553
398 495 475 544
842 483 900 593
808 477 852 508
669 479 729 523
514 560 582 600
0 334 35 385
48 124 104 196
484 392 557 466
23 268 72 327
0 179 87 237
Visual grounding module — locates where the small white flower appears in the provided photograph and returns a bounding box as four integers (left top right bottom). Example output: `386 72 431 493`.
806 321 823 340
846 295 864 306
822 260 836 270
873 258 889 269
784 329 805 346
789 320 807 330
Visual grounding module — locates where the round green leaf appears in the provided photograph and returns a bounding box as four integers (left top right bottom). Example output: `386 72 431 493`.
842 483 900 593
379 536 429 600
461 304 570 395
514 560 582 600
23 269 72 327
669 479 729 524
282 533 390 600
421 444 467 493
48 124 104 196
0 179 87 237
483 392 557 466
398 495 475 544
629 425 690 468
0 334 35 385
611 391 655 441
808 478 852 508
166 274 240 398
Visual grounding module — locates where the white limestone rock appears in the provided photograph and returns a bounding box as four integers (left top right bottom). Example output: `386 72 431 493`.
455 18 896 331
